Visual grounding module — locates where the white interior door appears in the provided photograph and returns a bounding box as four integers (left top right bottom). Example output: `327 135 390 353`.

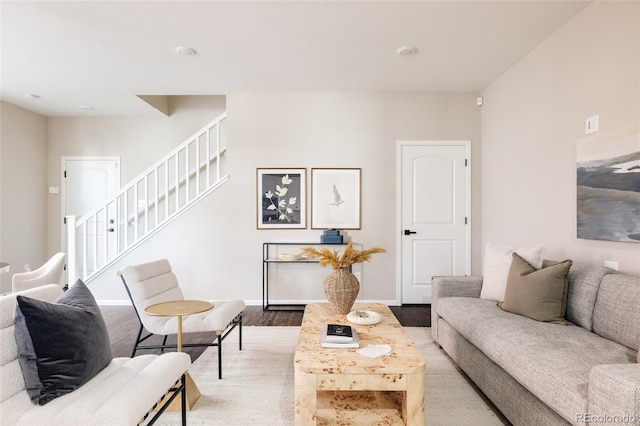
62 157 120 275
398 141 470 304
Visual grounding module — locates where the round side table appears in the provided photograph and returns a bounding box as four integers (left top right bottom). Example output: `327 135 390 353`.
145 300 214 351
144 299 214 410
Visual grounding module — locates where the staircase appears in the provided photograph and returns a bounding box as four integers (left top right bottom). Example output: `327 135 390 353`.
65 112 228 284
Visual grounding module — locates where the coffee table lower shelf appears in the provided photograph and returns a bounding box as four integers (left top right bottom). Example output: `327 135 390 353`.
316 390 406 425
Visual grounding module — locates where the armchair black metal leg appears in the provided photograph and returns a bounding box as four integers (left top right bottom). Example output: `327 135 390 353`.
239 316 243 351
161 335 168 353
181 374 187 426
132 324 144 357
218 333 223 380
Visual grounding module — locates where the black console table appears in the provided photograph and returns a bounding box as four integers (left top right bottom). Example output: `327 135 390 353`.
262 242 351 311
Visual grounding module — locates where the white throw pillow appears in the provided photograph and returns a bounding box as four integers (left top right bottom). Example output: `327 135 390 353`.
480 243 546 302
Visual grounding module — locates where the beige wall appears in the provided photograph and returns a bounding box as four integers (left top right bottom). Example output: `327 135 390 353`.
5 1 637 301
481 1 640 274
45 96 226 256
87 92 481 303
0 102 48 293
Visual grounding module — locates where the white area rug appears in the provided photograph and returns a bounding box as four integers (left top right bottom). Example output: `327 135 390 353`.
155 326 505 425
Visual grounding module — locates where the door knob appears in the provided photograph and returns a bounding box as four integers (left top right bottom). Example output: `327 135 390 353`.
404 230 417 235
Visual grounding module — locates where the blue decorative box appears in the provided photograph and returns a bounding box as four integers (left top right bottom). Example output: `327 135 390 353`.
321 235 344 244
323 229 341 236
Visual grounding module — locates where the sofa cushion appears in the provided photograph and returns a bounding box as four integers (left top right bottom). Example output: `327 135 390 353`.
1 285 64 407
499 254 572 323
437 297 636 423
564 263 614 330
480 243 546 302
4 353 191 426
165 299 247 334
14 280 112 405
593 274 640 351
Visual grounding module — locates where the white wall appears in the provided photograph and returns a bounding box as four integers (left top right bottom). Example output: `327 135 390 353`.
87 92 481 303
481 1 640 274
0 101 48 293
45 96 226 256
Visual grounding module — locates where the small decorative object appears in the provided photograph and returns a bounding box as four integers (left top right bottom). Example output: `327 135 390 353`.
301 242 385 314
276 253 302 261
321 229 343 244
347 310 382 325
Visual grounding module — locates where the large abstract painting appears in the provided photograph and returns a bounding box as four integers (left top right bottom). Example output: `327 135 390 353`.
577 123 640 243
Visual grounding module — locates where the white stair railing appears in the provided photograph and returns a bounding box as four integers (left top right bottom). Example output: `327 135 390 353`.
66 112 228 283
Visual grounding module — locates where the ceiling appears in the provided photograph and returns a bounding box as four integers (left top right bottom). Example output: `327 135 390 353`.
1 0 591 117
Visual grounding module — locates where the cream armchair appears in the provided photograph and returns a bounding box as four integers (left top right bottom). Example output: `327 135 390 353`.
118 258 245 379
11 252 66 293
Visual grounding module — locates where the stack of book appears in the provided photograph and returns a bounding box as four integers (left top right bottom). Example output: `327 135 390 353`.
320 229 343 244
320 323 360 348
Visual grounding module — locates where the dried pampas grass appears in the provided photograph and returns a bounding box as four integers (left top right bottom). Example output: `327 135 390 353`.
300 241 385 269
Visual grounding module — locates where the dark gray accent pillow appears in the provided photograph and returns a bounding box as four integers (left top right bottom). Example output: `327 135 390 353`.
499 253 572 324
14 280 112 405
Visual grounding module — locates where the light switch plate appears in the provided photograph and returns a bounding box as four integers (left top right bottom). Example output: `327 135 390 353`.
586 115 599 134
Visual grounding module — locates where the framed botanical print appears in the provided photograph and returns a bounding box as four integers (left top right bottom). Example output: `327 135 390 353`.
257 168 306 229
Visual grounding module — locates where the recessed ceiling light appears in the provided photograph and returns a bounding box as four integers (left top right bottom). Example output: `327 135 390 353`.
24 93 40 100
78 105 94 111
397 46 418 56
175 46 197 56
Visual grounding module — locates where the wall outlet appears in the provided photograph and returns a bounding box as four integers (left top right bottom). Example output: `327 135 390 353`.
585 114 599 134
604 260 618 271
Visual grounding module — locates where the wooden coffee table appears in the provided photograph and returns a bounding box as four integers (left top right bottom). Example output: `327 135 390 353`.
294 303 425 425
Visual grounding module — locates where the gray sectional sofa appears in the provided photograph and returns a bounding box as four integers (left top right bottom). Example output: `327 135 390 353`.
432 262 640 426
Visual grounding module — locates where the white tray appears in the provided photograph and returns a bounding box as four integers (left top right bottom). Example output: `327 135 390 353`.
346 310 382 325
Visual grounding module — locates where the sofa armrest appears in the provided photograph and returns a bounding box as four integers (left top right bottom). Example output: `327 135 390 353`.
432 276 483 299
431 276 483 344
588 364 640 425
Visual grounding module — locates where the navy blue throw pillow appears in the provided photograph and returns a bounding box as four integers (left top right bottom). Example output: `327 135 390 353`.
14 280 113 405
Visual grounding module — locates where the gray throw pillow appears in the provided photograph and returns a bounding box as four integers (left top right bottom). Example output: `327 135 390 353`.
14 280 112 405
499 253 572 323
